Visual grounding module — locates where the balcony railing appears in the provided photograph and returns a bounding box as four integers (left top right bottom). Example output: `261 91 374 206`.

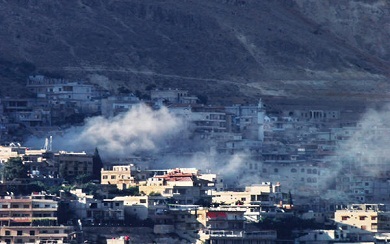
208 230 277 239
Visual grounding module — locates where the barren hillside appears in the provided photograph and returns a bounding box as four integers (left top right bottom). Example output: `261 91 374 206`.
0 0 389 103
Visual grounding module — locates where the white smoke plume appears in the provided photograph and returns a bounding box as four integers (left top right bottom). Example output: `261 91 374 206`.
26 104 185 158
334 105 390 175
160 150 258 187
318 104 390 202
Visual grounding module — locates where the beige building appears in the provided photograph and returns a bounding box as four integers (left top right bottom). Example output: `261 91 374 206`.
101 165 136 189
212 183 277 205
334 204 390 234
113 195 149 220
0 145 26 163
0 192 73 244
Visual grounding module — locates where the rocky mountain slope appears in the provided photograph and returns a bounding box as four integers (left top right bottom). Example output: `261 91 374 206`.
0 0 389 104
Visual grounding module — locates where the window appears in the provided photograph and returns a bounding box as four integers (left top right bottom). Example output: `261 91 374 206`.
63 86 73 91
274 168 278 173
30 230 35 236
111 175 116 179
17 230 22 236
2 205 8 208
371 216 377 220
359 216 366 220
140 199 146 204
291 168 297 173
23 205 29 208
54 230 59 234
342 216 348 220
5 230 10 235
103 175 108 179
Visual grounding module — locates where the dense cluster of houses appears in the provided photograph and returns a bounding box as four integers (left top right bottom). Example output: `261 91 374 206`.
3 148 390 243
0 75 389 242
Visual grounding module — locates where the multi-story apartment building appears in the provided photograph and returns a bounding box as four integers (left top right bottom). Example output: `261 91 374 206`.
27 75 99 101
101 164 138 190
334 204 390 242
139 168 214 205
212 183 283 206
334 204 390 233
200 207 277 244
260 160 324 199
69 189 125 225
150 89 195 104
100 95 140 117
0 145 26 163
0 192 73 244
225 100 265 141
55 151 94 181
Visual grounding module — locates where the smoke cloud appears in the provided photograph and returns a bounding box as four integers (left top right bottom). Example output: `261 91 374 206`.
26 104 185 158
318 104 390 202
160 150 257 186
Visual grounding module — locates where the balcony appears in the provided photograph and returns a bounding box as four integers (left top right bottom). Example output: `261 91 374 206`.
207 216 245 221
209 230 277 239
37 233 68 238
0 208 32 211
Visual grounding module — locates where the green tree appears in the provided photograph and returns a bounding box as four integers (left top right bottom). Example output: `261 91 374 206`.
2 157 28 182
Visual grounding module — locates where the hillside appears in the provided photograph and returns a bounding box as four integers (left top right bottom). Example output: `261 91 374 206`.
0 0 389 104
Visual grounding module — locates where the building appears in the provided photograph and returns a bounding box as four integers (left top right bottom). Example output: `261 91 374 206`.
27 75 99 101
0 144 26 163
225 100 265 141
200 207 277 244
334 204 390 242
101 95 140 117
101 165 137 190
139 168 214 205
69 189 125 225
167 204 207 242
113 195 149 220
212 183 276 205
54 151 94 181
0 192 73 244
334 204 390 233
151 89 194 104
